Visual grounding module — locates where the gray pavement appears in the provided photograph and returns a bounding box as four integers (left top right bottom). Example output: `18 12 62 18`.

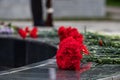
9 21 120 35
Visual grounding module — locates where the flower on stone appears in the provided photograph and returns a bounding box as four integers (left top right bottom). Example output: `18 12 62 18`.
0 25 15 34
25 26 30 33
56 37 83 70
18 27 38 39
99 39 103 46
30 27 38 38
56 26 90 71
18 28 27 39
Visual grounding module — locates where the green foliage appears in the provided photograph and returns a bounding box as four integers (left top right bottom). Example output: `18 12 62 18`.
107 0 120 7
83 32 120 64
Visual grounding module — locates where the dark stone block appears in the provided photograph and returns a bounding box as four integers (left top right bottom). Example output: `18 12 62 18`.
0 38 14 67
14 39 26 67
26 41 57 64
0 36 57 68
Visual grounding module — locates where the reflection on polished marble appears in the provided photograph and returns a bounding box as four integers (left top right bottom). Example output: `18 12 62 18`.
0 59 120 80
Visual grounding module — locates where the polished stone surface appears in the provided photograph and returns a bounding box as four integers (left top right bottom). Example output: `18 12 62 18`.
0 59 119 80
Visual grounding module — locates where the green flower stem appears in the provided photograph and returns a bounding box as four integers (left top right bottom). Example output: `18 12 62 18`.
84 57 120 64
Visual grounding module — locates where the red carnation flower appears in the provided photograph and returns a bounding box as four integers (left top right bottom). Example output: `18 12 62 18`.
75 34 84 44
25 26 30 33
58 26 67 41
30 27 38 38
56 37 82 70
32 27 38 32
58 26 84 43
68 27 79 37
99 39 103 46
18 28 27 39
58 26 66 36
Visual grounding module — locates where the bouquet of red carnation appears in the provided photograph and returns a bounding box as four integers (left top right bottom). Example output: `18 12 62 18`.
56 26 89 71
18 27 38 39
56 37 82 70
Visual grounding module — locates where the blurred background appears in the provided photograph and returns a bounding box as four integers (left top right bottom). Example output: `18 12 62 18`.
0 0 120 20
0 0 120 33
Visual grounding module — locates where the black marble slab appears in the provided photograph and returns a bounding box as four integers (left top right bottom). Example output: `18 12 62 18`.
0 35 57 68
0 59 119 80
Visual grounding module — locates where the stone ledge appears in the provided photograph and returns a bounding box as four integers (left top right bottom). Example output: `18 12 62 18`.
97 75 120 80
